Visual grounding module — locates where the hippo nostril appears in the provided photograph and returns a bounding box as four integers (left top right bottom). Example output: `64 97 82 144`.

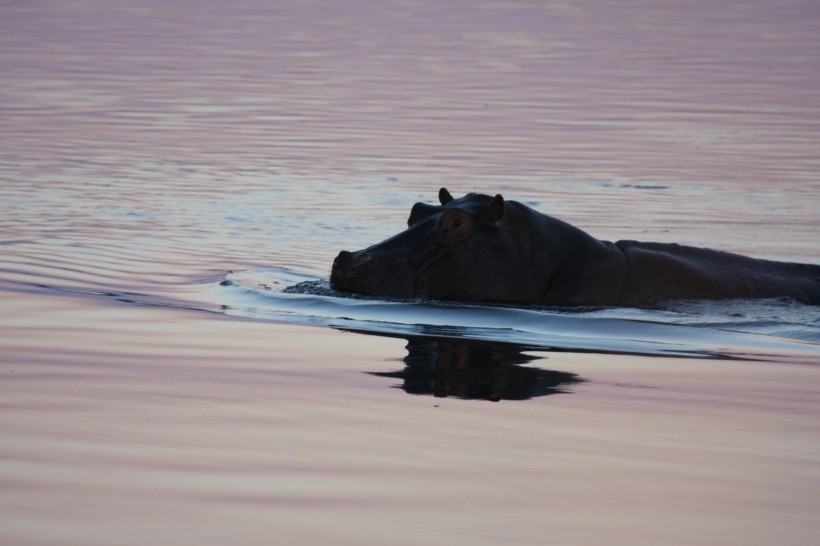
353 254 372 269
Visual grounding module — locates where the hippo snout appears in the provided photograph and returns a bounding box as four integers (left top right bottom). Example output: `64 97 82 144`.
331 250 373 290
332 250 353 274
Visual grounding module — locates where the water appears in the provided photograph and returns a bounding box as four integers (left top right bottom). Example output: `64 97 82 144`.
2 1 820 544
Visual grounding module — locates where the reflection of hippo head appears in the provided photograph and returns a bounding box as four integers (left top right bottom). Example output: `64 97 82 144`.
331 188 553 302
368 336 582 401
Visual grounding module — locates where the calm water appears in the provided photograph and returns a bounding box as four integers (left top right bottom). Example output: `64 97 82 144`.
2 1 820 544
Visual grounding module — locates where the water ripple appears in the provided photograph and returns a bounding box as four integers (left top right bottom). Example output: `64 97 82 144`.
168 268 820 363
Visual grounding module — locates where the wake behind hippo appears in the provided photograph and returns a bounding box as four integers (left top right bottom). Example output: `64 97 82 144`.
331 188 820 307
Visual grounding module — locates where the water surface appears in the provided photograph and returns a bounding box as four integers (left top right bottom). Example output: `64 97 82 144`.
2 1 819 544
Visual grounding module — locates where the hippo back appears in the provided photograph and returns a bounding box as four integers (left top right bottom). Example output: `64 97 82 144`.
615 241 820 305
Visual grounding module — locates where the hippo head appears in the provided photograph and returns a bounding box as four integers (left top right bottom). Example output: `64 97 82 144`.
331 188 539 303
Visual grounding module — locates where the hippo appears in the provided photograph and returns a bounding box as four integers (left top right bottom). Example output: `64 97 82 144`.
330 188 820 307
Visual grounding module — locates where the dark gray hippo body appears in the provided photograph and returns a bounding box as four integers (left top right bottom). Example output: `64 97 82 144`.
331 188 820 306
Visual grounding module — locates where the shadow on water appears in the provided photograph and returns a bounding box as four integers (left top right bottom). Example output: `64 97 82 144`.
357 330 583 402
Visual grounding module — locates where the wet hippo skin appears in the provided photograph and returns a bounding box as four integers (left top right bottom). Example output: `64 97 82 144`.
331 188 820 306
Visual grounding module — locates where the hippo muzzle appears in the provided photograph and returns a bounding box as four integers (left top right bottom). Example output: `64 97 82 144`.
330 245 418 299
330 250 376 294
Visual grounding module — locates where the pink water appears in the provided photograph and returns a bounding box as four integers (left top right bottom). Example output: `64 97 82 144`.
2 1 820 544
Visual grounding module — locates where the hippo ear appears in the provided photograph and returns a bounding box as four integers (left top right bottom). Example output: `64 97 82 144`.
487 194 506 223
439 187 454 205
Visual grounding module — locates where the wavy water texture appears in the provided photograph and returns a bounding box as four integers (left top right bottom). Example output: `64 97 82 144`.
3 1 820 544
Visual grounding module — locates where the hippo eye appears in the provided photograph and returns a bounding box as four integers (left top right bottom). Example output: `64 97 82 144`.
439 209 471 238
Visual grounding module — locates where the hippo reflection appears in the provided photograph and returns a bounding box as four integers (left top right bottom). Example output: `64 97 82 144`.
332 188 820 306
368 337 582 401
